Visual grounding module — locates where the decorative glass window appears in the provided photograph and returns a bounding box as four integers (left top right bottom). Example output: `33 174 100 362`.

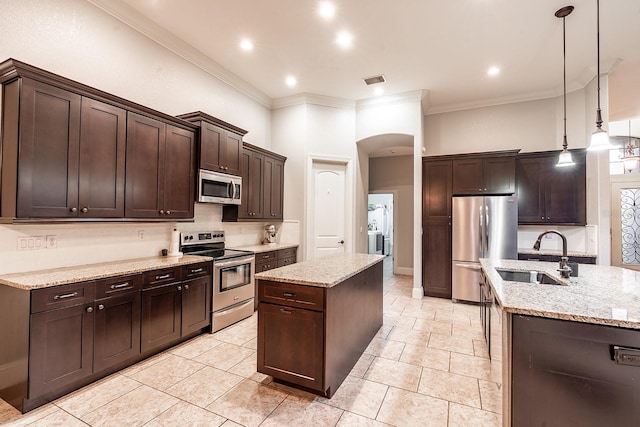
620 188 640 264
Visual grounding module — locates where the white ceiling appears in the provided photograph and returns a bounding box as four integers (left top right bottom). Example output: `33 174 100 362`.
90 0 640 114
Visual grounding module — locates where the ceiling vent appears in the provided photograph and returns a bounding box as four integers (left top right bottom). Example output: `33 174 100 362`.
363 75 386 85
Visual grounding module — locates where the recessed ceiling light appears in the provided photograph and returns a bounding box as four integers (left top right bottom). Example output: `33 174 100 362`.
240 39 253 51
487 66 500 76
335 30 354 49
374 87 384 96
318 1 335 19
285 76 297 87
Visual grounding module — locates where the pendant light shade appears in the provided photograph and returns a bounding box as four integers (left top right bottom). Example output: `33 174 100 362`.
587 0 612 151
555 6 575 168
621 120 639 172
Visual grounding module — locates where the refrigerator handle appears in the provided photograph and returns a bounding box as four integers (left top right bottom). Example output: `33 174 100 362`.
479 206 484 255
485 204 490 255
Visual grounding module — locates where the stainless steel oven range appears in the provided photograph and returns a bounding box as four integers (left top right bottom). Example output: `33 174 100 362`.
180 231 255 333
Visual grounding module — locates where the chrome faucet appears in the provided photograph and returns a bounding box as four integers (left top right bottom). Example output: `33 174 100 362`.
533 230 572 279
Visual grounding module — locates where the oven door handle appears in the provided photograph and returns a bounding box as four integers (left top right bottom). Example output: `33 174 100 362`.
215 257 255 268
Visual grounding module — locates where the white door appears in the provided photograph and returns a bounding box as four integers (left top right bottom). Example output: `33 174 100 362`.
312 161 346 259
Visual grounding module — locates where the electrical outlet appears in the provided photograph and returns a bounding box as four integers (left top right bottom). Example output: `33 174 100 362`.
138 230 145 240
17 236 45 251
46 235 57 249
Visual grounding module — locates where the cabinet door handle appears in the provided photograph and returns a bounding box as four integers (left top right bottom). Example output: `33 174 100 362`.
263 255 269 259
155 274 171 280
279 308 295 315
98 304 105 310
190 268 203 273
54 291 78 300
283 292 296 297
110 282 130 290
81 207 88 213
86 307 93 313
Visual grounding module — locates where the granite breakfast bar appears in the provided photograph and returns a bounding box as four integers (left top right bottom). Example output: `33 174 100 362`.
479 258 640 427
255 253 384 397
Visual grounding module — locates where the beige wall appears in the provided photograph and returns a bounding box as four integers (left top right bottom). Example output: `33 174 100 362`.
369 156 414 273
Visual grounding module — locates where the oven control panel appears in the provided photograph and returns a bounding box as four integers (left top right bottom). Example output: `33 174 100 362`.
180 231 225 246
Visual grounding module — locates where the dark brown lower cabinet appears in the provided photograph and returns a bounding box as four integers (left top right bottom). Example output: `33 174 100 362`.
141 283 182 353
257 260 383 397
0 261 211 413
259 302 324 390
93 292 141 372
29 303 94 398
181 276 212 336
512 315 640 427
422 221 452 298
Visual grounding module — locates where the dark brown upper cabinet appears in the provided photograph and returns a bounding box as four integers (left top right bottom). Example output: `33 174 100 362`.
516 150 586 225
0 58 197 222
223 143 286 222
125 113 195 219
177 111 248 177
452 151 518 195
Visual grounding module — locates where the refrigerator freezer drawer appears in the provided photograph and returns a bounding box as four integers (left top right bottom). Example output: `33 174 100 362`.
452 262 481 303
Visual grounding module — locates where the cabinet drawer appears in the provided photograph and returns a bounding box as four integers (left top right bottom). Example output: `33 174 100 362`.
257 251 277 262
259 281 324 311
277 247 297 259
95 274 142 299
256 261 276 272
277 257 296 268
144 267 182 288
31 282 95 313
183 261 212 279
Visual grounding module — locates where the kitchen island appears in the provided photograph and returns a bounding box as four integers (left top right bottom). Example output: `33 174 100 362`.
479 258 640 427
255 253 384 397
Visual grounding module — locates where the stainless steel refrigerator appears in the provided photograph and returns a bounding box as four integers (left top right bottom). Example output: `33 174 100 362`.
452 196 518 302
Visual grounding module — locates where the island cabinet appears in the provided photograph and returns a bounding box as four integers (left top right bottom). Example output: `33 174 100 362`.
516 150 586 225
511 315 640 427
177 111 248 177
257 257 383 397
452 152 517 195
223 143 286 222
0 258 212 413
0 58 197 222
422 159 453 298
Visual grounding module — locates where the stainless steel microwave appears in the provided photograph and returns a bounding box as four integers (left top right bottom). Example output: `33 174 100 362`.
198 169 242 204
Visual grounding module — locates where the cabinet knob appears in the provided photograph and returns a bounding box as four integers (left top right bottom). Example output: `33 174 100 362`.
220 166 224 170
166 210 171 215
541 216 544 220
159 210 165 215
184 284 189 290
81 207 88 213
86 307 93 313
484 188 487 191
547 217 550 220
177 286 182 291
224 166 228 171
98 304 104 310
478 188 482 192
70 207 77 213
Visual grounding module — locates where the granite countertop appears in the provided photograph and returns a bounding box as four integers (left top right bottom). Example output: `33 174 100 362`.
518 248 598 258
255 253 384 288
0 255 212 290
231 243 299 253
480 258 640 329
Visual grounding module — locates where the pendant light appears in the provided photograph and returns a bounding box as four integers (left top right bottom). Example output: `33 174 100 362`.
556 6 575 167
621 120 639 172
587 0 612 151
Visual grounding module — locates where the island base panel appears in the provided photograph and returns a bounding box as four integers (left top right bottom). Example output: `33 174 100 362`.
512 315 640 427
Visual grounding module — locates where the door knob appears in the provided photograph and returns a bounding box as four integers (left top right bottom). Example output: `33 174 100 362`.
338 240 345 244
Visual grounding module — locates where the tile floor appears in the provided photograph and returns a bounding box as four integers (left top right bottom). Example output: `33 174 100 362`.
0 257 501 426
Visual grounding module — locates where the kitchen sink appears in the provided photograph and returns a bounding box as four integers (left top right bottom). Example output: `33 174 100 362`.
495 268 564 286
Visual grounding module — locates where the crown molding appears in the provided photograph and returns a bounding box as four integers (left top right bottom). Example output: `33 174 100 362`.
356 90 428 110
86 0 273 108
272 93 356 110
